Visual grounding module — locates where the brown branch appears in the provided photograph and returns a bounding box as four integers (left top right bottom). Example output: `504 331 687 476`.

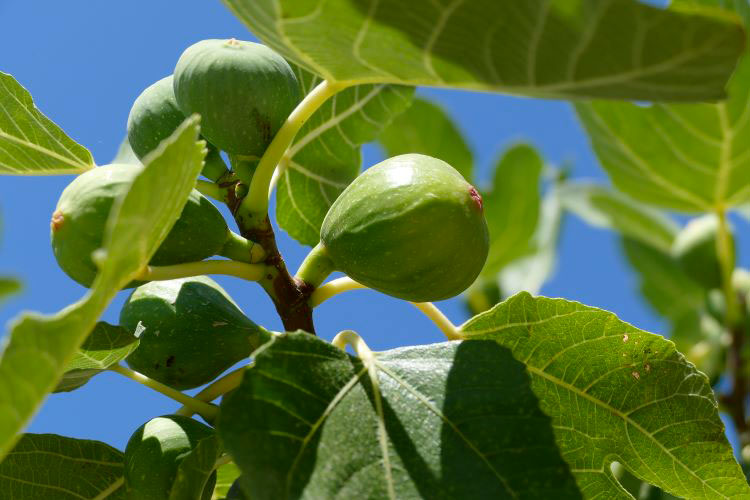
722 290 749 445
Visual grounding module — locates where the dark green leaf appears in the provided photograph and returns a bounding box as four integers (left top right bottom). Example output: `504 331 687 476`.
0 278 21 305
378 97 473 180
224 0 744 101
0 72 95 175
219 332 581 499
53 322 139 393
276 66 413 246
462 292 748 498
0 116 206 459
0 433 124 499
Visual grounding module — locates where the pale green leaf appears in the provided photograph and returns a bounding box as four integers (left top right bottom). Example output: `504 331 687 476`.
276 66 413 246
169 435 222 500
0 116 206 459
0 433 124 499
559 183 679 253
462 292 748 499
482 144 543 277
0 72 94 175
224 0 743 101
212 462 241 499
219 331 581 499
575 54 750 212
378 96 473 180
53 322 139 393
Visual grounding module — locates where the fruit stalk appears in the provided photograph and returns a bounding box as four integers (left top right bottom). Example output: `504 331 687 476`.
109 364 218 421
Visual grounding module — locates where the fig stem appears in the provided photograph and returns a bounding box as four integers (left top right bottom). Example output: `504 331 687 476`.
195 179 225 202
219 231 266 263
135 260 268 283
295 243 336 288
411 302 462 341
109 364 219 421
716 208 738 324
174 366 247 417
310 276 368 307
240 79 349 220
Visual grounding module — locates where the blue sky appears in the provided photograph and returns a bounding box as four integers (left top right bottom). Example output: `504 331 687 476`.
1 1 745 451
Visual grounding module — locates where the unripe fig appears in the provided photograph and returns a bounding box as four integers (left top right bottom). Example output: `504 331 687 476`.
124 415 215 500
120 276 269 390
319 154 489 302
173 39 301 156
671 215 728 290
127 75 227 181
50 164 228 288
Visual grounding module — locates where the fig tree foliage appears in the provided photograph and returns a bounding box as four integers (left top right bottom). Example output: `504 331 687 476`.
0 1 750 499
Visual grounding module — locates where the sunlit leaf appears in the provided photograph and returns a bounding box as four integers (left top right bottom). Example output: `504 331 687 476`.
0 72 94 175
224 0 744 101
53 322 139 393
462 292 747 498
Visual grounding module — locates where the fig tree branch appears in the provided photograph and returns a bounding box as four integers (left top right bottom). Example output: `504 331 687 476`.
135 260 267 282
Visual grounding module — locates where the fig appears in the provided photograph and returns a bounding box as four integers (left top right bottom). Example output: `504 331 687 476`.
173 39 301 156
127 75 227 181
124 415 216 500
672 215 728 290
50 164 228 288
120 276 269 390
318 153 489 302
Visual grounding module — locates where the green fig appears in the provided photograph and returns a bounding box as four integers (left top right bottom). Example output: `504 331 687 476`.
124 415 216 500
127 75 227 181
173 39 301 156
317 153 489 302
50 164 228 288
672 215 728 290
120 276 269 390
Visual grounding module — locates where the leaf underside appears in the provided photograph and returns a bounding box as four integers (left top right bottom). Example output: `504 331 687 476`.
224 0 744 101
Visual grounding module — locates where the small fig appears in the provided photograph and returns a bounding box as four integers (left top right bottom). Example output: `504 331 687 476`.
671 215 728 290
319 154 489 302
50 164 228 288
120 276 269 389
127 75 227 181
124 415 215 500
173 39 301 156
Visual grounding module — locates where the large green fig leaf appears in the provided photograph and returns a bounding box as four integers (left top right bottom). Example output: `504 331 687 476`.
378 96 473 180
0 72 95 175
276 66 413 246
620 239 723 378
576 53 750 212
462 292 748 499
0 116 206 460
0 433 125 498
219 331 582 499
559 183 679 253
53 322 139 393
482 144 543 277
223 0 744 101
